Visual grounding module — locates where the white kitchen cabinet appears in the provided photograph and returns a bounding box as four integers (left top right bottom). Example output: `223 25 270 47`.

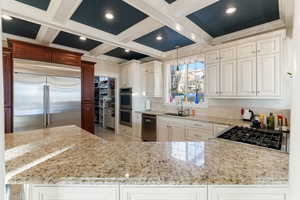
132 112 142 139
208 186 288 200
30 185 119 200
257 54 280 97
237 57 257 97
120 185 207 200
220 60 236 96
169 124 185 141
220 47 236 61
205 50 220 64
157 122 170 142
142 61 163 97
257 37 280 56
120 66 129 88
120 61 142 95
185 121 214 141
206 63 220 97
237 42 257 59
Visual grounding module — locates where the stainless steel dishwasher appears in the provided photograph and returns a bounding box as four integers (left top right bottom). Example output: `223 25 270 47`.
142 114 157 141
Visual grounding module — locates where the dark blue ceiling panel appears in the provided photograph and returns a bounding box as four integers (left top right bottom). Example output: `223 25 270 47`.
2 17 41 39
105 48 148 60
71 0 148 35
187 0 279 38
53 31 102 51
165 0 176 4
16 0 51 11
134 26 195 52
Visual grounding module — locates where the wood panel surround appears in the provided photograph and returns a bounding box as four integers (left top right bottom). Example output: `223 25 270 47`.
81 61 95 134
2 40 95 134
2 47 13 133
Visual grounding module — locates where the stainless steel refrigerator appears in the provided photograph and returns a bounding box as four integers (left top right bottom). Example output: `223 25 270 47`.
14 72 81 132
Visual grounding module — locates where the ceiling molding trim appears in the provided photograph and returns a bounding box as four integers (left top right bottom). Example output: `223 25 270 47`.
36 26 59 44
211 19 286 45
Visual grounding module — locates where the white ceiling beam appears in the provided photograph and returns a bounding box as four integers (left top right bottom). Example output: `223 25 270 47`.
169 0 218 17
89 44 116 57
36 26 59 44
2 0 167 59
48 0 82 24
122 0 208 43
118 17 163 43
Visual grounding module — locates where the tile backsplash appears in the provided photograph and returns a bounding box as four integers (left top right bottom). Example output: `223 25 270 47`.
138 97 291 124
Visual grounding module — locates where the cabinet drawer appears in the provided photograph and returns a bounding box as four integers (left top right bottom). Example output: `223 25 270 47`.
185 127 213 141
185 121 213 130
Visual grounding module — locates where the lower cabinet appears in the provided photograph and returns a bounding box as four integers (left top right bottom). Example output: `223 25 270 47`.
30 185 119 200
120 185 207 200
28 185 288 200
208 185 288 200
132 112 142 139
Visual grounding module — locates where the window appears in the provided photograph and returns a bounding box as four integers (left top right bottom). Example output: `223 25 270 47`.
168 61 205 105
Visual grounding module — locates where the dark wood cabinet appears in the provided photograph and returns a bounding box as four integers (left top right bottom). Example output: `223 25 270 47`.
81 61 95 133
3 47 13 133
10 40 52 63
9 40 82 66
52 48 82 67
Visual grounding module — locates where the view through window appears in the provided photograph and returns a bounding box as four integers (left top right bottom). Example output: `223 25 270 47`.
169 61 205 105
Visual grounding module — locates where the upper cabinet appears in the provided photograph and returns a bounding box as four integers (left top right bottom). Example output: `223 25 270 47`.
120 61 141 94
142 61 163 97
205 30 284 99
237 42 257 59
205 50 219 64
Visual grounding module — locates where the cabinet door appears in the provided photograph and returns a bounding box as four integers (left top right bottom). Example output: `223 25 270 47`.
206 63 220 96
31 185 118 200
121 185 207 200
220 47 236 61
257 37 280 56
237 42 257 59
205 50 219 64
237 57 257 96
170 125 185 141
257 54 280 97
144 71 155 96
120 67 128 88
157 123 170 142
220 60 236 96
208 186 288 200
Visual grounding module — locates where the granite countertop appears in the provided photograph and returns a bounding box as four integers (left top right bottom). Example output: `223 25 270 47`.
5 125 288 185
136 110 250 127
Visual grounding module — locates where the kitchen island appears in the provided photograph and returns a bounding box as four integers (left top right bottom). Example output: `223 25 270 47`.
5 126 289 200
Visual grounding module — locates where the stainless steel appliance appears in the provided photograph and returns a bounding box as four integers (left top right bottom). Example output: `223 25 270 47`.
142 114 157 141
120 88 132 110
120 88 132 126
14 72 81 132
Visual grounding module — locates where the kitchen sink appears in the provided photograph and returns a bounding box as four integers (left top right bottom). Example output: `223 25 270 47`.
164 113 189 117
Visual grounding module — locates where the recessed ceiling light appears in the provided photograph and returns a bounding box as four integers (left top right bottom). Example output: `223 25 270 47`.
2 15 13 21
105 12 114 20
80 36 87 41
226 7 236 14
125 49 130 53
156 35 163 41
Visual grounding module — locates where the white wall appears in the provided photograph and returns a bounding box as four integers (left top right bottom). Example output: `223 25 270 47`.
0 1 6 199
289 0 300 199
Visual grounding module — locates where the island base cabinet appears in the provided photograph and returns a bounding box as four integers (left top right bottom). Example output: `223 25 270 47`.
29 185 119 200
208 186 288 200
120 185 207 200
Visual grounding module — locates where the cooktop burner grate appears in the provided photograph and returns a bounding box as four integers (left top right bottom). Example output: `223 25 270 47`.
218 126 283 150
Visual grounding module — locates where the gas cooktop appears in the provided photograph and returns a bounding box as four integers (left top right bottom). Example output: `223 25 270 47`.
218 126 283 150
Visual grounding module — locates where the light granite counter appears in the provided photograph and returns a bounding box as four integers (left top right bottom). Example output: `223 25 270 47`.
5 125 288 185
136 110 250 127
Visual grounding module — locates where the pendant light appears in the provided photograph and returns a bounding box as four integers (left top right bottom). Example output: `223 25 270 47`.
176 46 180 74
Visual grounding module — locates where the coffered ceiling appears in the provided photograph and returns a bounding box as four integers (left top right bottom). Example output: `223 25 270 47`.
1 0 289 63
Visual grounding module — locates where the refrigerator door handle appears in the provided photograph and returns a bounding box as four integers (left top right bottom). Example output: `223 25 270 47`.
46 85 50 127
43 85 48 128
